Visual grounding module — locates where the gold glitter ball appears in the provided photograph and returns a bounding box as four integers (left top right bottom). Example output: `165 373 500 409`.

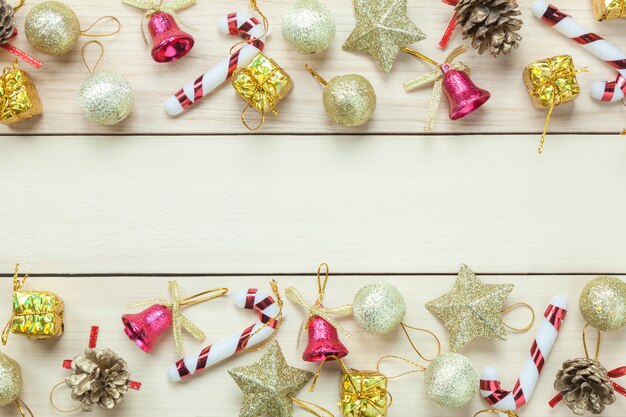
426 264 514 351
281 0 336 54
79 71 134 126
228 341 314 417
424 352 478 408
323 74 376 127
25 1 80 56
579 276 626 332
0 351 22 407
352 281 406 334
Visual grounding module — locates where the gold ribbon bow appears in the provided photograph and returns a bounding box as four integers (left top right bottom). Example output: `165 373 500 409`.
122 0 195 45
128 281 227 355
285 263 353 344
1 264 28 345
403 45 470 132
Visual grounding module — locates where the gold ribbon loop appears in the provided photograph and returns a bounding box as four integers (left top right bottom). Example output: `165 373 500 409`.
80 16 122 38
81 40 104 75
291 396 335 417
582 323 601 361
376 355 427 379
399 323 441 362
15 397 35 417
2 264 29 345
241 279 284 352
229 0 269 55
473 409 519 417
501 302 535 333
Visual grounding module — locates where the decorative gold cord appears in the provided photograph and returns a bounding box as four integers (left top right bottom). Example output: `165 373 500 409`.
400 47 440 67
473 409 519 417
177 287 229 307
15 398 34 417
80 16 122 37
305 65 328 86
81 40 104 75
310 355 350 391
376 355 427 379
242 279 284 352
582 323 601 361
2 264 29 345
12 0 25 13
241 105 266 131
290 396 335 417
399 323 441 362
229 0 269 55
501 302 535 333
49 381 81 413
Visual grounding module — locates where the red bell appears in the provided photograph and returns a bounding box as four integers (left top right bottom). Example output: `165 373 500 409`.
148 12 194 63
122 304 172 352
302 315 349 362
441 63 491 120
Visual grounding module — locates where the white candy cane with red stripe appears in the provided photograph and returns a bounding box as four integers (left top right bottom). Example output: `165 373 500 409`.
163 12 267 116
166 288 280 381
532 0 626 102
480 295 567 415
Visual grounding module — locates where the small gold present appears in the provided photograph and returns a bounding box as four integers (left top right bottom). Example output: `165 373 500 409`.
0 61 43 125
593 0 626 20
340 369 389 417
232 52 293 130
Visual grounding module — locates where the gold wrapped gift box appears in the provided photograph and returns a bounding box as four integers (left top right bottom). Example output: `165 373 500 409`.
593 0 626 20
11 290 64 339
523 55 580 109
340 369 388 417
0 61 43 125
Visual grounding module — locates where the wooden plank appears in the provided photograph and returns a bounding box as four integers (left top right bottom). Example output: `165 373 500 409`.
3 0 625 135
0 274 621 417
2 135 626 274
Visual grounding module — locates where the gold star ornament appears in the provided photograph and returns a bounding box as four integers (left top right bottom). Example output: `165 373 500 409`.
229 341 314 417
343 0 426 73
426 264 514 351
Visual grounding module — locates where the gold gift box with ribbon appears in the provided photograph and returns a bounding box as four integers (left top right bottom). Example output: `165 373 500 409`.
0 61 43 125
340 369 388 417
523 55 580 109
11 290 64 339
593 0 626 20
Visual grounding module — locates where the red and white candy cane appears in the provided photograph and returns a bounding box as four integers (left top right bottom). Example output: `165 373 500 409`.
532 0 626 102
163 12 267 116
480 295 567 415
166 287 281 381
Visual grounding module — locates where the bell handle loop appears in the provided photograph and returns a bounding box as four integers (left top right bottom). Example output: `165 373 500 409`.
241 280 284 352
290 396 335 417
473 409 519 417
315 262 329 305
12 0 25 13
229 0 269 55
81 40 105 75
49 381 82 414
178 287 229 308
15 398 34 417
241 105 265 131
501 302 535 333
400 46 440 67
582 323 601 361
376 355 427 380
305 65 328 87
80 16 122 38
310 355 350 392
399 322 441 362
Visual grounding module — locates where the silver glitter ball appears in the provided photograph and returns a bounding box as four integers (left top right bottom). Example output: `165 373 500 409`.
425 353 478 408
79 71 133 126
352 281 406 334
281 0 336 54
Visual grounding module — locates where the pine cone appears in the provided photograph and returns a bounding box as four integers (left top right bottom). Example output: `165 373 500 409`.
555 358 616 415
0 0 15 45
455 0 522 57
65 348 131 412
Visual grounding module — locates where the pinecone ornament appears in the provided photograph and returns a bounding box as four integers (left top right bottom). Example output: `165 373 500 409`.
455 0 522 57
555 358 616 415
65 348 131 412
0 0 15 44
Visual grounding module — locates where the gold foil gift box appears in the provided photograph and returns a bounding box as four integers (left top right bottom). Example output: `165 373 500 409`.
593 0 626 20
0 61 43 125
232 52 293 130
340 369 389 417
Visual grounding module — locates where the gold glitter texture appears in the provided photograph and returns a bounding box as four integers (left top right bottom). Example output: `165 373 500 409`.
281 0 336 54
424 352 478 408
579 276 626 332
352 282 406 334
0 62 43 125
341 370 388 417
11 290 64 339
0 351 22 407
323 74 376 127
426 264 514 351
343 0 426 73
229 341 314 417
25 1 80 56
593 0 626 20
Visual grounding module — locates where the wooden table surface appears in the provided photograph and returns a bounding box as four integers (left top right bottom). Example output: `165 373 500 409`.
1 0 625 416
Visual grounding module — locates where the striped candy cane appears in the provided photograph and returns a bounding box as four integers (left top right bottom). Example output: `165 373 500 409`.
480 295 567 415
163 11 267 116
166 288 281 381
532 0 626 102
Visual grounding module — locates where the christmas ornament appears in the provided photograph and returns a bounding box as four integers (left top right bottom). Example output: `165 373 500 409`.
0 351 32 417
305 65 376 127
579 276 626 332
403 46 490 131
0 0 42 68
78 41 134 126
425 264 531 351
352 281 406 335
232 51 293 130
281 0 335 54
532 1 626 103
481 295 567 412
50 326 141 412
2 264 63 344
164 6 267 116
0 60 43 125
286 263 352 362
425 352 479 408
122 0 195 63
593 0 626 20
167 282 283 381
25 1 120 56
455 0 522 56
123 281 228 354
343 0 426 73
523 55 583 154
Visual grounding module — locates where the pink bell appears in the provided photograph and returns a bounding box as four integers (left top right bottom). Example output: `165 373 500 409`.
302 314 349 362
122 304 172 352
148 11 194 63
441 63 490 120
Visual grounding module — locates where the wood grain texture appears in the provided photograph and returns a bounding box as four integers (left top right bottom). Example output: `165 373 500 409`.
2 0 625 135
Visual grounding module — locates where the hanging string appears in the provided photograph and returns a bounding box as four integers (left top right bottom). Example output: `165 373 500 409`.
80 16 122 37
242 279 284 352
400 47 440 67
229 0 269 55
398 323 441 362
473 409 519 417
290 396 335 417
376 355 427 379
81 40 104 75
582 323 601 361
12 0 25 13
305 65 328 86
1 264 29 345
501 302 535 332
15 398 34 417
49 381 81 414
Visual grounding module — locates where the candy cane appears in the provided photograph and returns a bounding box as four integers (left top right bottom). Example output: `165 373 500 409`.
532 0 626 102
480 295 567 415
166 288 280 381
163 12 267 116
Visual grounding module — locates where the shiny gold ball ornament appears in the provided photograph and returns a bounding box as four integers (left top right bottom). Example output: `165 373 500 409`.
352 281 406 334
0 351 22 407
424 352 479 408
579 276 626 332
25 1 80 55
79 71 134 126
281 0 335 54
306 65 376 127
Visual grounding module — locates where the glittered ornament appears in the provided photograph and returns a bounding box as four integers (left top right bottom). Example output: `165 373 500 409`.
78 41 133 126
281 0 335 54
305 65 376 127
425 352 479 408
0 351 33 417
352 281 406 334
0 0 42 69
579 276 626 332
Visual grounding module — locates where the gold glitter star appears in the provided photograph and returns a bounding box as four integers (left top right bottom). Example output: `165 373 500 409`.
343 0 426 73
229 341 314 417
426 264 514 351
